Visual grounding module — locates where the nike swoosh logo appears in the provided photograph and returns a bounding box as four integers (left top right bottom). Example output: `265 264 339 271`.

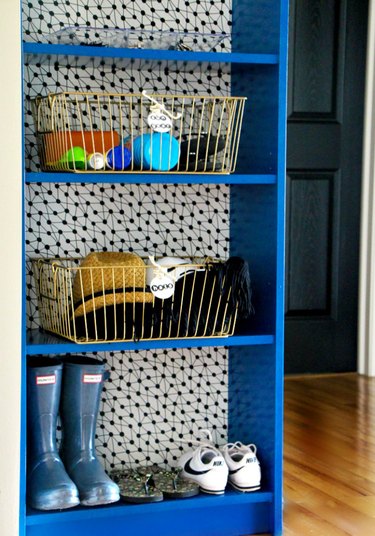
184 458 211 476
229 466 245 475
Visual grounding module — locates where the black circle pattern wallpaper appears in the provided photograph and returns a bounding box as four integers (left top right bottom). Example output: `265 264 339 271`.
22 0 231 42
24 0 231 469
26 182 230 328
96 347 227 469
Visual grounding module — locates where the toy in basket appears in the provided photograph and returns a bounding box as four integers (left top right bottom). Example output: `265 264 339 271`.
32 91 246 174
32 252 252 343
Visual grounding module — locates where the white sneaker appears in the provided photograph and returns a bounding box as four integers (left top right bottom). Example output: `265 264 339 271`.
177 445 229 495
222 442 261 492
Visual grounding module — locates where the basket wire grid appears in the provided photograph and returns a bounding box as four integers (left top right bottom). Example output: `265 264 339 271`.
32 92 246 174
32 258 239 343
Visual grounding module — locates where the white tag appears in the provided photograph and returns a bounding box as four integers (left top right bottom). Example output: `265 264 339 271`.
150 274 175 299
147 109 173 133
83 374 103 384
36 374 56 385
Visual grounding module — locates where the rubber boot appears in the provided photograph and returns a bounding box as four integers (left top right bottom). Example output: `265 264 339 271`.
27 358 79 510
60 356 120 506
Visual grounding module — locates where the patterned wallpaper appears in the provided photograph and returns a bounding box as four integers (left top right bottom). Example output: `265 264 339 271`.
22 0 232 43
23 0 232 470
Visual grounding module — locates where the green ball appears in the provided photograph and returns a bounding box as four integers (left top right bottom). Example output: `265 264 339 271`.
59 146 87 170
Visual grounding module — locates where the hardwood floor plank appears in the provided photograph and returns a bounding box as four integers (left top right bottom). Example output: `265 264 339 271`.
284 432 375 475
284 458 375 499
283 501 354 536
283 373 375 535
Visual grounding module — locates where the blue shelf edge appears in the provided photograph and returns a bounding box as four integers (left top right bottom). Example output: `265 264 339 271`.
25 172 277 185
25 330 275 355
23 42 279 65
26 490 273 525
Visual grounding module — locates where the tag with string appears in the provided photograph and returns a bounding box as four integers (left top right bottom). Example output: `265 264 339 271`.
147 107 173 133
143 90 181 133
148 256 175 299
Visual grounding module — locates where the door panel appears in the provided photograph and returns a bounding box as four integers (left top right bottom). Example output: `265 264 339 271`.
287 123 341 168
290 0 339 118
286 173 334 314
285 0 368 373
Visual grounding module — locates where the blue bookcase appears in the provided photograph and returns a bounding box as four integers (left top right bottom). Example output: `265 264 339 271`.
20 1 288 534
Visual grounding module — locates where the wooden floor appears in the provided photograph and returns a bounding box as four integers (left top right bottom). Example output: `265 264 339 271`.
283 373 375 535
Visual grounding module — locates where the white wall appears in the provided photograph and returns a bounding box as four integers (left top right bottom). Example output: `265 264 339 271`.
0 1 22 534
359 0 375 376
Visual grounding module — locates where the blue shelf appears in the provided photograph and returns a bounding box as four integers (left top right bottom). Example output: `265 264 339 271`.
25 172 277 185
26 330 275 355
23 42 279 69
21 1 288 534
26 490 273 525
25 490 273 535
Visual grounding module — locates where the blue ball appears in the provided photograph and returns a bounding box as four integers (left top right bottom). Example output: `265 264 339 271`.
132 133 180 171
106 145 132 170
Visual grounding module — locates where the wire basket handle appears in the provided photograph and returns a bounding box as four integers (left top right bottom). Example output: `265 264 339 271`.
142 90 182 120
33 96 46 132
37 260 59 301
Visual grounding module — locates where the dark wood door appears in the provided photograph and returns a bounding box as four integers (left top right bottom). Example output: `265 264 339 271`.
285 0 369 373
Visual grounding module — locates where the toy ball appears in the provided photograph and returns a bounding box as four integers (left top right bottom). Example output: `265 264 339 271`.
106 145 132 170
87 152 105 171
56 146 87 170
129 133 180 171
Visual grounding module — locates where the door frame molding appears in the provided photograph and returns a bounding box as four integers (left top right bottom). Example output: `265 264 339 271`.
359 0 375 376
0 0 22 533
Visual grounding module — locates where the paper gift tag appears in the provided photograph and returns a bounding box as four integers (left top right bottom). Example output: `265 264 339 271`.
147 108 173 133
149 274 175 299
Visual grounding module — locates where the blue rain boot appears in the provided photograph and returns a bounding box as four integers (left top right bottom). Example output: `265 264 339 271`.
60 356 120 506
27 358 79 510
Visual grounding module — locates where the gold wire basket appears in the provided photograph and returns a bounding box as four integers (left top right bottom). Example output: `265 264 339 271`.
32 254 242 343
32 91 247 174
